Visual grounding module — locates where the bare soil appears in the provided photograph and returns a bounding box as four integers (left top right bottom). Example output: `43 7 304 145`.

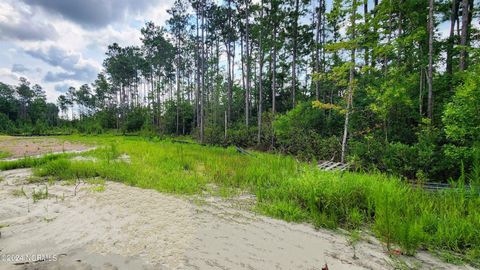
0 169 474 270
0 137 91 159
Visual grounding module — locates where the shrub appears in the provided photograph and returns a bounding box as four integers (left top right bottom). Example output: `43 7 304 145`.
0 113 16 134
273 103 342 160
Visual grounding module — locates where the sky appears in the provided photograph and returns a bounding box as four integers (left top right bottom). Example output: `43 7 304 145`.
0 0 174 102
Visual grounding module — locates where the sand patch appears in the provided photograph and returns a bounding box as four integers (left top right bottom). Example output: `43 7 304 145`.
0 169 475 270
0 170 195 269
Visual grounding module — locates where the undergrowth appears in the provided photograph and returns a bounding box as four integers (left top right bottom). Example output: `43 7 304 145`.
0 134 478 265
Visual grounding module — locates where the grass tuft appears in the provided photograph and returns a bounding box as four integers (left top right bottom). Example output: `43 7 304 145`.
11 187 27 197
0 151 11 159
32 186 48 203
0 153 71 171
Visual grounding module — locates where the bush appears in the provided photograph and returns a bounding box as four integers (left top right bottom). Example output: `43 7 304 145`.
123 108 146 132
274 102 342 160
350 122 457 181
443 64 480 145
204 124 227 145
77 120 104 134
0 113 16 134
349 135 386 171
32 121 49 135
226 124 257 147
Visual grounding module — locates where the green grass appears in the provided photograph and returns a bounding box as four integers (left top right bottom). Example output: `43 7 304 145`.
1 134 479 265
0 153 73 171
0 151 11 159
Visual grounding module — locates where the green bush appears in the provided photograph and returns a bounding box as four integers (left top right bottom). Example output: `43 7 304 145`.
443 65 480 145
349 135 386 171
273 102 342 160
124 108 146 132
225 124 257 147
204 124 227 145
0 113 16 134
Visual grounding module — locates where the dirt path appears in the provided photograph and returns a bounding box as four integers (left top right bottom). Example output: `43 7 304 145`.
0 169 474 270
0 137 91 159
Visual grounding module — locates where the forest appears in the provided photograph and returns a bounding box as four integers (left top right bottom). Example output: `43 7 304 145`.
0 0 479 183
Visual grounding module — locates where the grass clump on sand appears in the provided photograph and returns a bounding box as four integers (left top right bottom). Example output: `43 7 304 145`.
0 153 71 171
4 135 479 265
0 151 11 159
32 185 48 202
11 187 27 197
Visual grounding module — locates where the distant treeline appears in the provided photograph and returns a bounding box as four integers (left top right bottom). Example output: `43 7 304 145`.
0 78 65 135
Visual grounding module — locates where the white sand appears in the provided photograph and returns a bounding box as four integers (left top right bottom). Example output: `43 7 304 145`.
0 169 475 270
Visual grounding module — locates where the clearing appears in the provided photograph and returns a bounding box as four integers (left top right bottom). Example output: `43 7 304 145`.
0 136 477 269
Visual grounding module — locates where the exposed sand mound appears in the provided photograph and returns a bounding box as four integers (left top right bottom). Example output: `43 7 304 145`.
0 169 475 270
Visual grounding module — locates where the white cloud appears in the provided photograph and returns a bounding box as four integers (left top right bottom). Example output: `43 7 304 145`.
0 0 175 103
0 1 58 41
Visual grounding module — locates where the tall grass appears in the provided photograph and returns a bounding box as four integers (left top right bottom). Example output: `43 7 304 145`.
3 135 478 264
0 153 71 171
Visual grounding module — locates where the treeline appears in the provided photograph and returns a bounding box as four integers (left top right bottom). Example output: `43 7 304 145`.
2 0 478 181
0 78 62 134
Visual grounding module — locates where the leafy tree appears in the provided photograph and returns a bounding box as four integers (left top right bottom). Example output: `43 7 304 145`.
443 64 480 145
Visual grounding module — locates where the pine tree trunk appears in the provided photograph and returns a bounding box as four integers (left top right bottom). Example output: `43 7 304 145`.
245 0 251 127
272 32 276 116
225 0 232 123
226 40 232 124
446 0 458 78
363 1 369 69
257 0 264 145
315 0 323 101
292 0 299 108
200 5 205 142
341 0 356 164
427 0 434 120
459 0 469 71
196 11 201 129
176 36 181 135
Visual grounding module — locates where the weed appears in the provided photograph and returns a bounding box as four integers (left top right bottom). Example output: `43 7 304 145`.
90 185 105 192
11 187 27 197
349 230 361 260
86 178 105 185
388 256 420 270
217 186 239 198
434 250 466 265
0 223 8 239
27 176 46 184
32 185 48 203
43 217 56 223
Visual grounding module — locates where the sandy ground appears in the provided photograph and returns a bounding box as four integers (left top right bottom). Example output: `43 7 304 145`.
0 137 91 159
0 169 476 270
